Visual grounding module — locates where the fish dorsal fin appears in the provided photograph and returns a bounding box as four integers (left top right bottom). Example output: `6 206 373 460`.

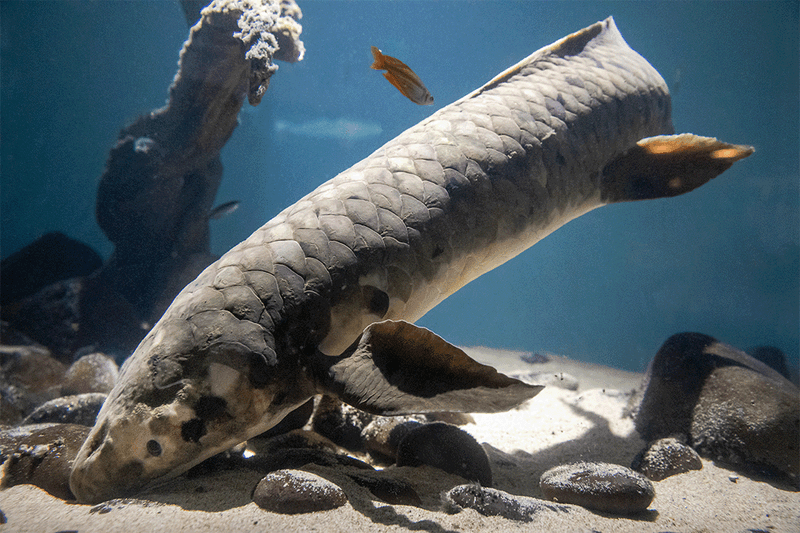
312 320 542 415
463 17 616 101
601 134 754 202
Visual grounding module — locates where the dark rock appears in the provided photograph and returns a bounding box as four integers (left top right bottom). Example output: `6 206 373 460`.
396 422 492 486
630 332 800 485
361 416 423 462
311 396 374 451
21 393 107 426
0 344 66 394
632 437 703 481
0 383 30 425
0 423 92 500
345 471 421 505
0 232 102 306
539 461 655 515
443 484 570 522
252 469 348 514
2 275 146 363
61 353 118 396
520 352 551 364
747 345 791 382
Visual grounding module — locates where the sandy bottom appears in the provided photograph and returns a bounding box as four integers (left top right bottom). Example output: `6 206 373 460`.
2 348 798 532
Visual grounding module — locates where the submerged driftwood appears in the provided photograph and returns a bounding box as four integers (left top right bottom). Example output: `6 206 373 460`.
2 0 304 361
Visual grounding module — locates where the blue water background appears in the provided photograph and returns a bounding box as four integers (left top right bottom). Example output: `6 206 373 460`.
2 1 798 372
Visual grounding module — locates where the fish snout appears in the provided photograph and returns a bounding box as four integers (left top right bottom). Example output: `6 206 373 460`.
69 419 145 504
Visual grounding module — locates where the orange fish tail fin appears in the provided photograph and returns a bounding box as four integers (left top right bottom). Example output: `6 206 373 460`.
370 46 385 70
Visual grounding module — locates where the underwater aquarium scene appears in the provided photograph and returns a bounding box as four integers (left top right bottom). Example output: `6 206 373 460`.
0 1 798 531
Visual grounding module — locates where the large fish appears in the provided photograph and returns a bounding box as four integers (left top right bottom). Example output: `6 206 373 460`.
70 17 752 503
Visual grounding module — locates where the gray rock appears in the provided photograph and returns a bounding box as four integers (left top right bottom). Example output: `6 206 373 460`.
61 353 118 395
252 469 347 513
443 484 570 522
311 395 374 451
21 393 106 426
361 416 423 462
0 423 92 500
396 422 492 486
632 437 703 481
630 332 799 485
539 461 655 515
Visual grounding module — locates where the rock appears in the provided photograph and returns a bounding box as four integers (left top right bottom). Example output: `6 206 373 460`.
632 437 703 481
252 469 348 514
0 383 31 425
344 471 421 505
21 393 106 426
510 370 580 391
539 461 655 515
0 344 66 394
361 416 423 462
61 353 118 395
2 275 146 363
396 422 492 486
520 352 551 364
443 484 570 522
311 396 374 451
747 345 792 382
0 423 92 500
0 232 102 306
631 332 800 485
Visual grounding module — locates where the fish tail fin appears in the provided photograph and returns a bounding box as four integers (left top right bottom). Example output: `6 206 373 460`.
370 46 384 70
601 134 754 203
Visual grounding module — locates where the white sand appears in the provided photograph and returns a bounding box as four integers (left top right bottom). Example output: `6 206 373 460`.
1 348 798 532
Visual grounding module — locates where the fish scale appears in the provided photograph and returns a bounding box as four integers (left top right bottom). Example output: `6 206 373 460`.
69 17 753 503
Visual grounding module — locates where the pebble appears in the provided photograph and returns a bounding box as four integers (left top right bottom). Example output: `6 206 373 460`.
252 469 348 514
442 484 570 522
61 353 118 395
0 423 92 500
21 393 107 426
311 396 374 451
396 422 492 486
539 461 655 515
632 437 703 481
0 344 66 394
361 416 423 462
631 332 800 486
345 471 421 505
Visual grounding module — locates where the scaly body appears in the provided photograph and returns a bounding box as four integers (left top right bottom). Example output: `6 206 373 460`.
70 18 752 503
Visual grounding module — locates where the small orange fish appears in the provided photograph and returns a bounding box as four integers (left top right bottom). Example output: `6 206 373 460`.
370 46 433 106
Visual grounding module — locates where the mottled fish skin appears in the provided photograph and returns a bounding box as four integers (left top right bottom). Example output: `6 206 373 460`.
70 18 752 503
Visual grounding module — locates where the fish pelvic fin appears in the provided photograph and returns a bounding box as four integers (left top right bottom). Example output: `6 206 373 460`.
601 134 754 203
311 320 542 416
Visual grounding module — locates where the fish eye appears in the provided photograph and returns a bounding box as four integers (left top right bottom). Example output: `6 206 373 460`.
146 439 162 457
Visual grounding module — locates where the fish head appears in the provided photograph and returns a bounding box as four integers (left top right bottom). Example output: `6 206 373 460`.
69 315 314 504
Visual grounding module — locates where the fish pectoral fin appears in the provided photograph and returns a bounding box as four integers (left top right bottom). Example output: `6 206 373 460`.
601 134 754 203
311 320 542 416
